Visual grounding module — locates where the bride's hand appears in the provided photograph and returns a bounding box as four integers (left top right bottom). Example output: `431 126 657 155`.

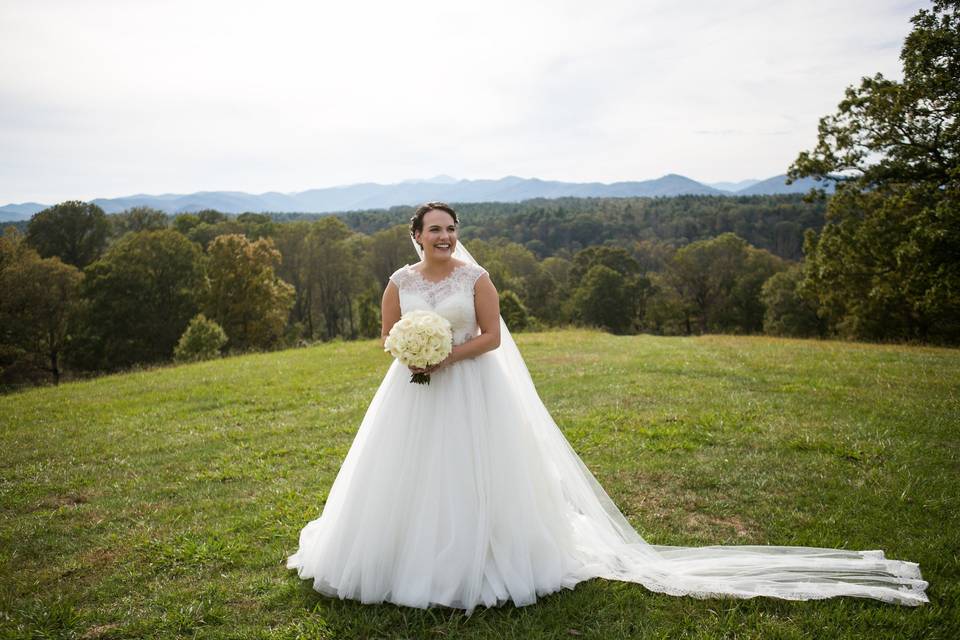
410 353 455 375
408 363 438 374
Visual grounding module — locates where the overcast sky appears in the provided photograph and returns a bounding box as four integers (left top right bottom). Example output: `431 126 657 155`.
0 0 926 204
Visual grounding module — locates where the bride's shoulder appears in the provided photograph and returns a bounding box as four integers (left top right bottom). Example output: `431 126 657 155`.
460 261 489 286
463 261 487 276
388 263 413 287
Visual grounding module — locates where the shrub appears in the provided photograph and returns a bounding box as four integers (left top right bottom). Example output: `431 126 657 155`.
174 314 228 363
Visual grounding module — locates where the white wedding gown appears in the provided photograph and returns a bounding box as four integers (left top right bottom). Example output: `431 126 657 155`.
286 253 930 614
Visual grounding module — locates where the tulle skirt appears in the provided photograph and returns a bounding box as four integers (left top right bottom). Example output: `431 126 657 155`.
286 351 929 614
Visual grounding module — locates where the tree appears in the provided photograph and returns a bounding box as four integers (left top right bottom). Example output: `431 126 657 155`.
236 212 276 240
302 218 365 340
632 239 675 273
541 256 572 289
718 245 786 333
173 213 201 236
665 233 746 333
520 268 558 326
499 290 530 331
642 273 690 335
572 264 640 334
567 246 651 333
356 288 382 339
111 206 169 237
204 234 295 350
26 200 110 269
788 0 960 343
662 233 785 334
570 245 641 282
273 221 314 339
467 239 534 298
338 234 377 339
169 209 247 250
464 239 557 323
68 229 206 371
0 228 82 386
369 224 418 291
540 256 574 324
761 264 823 338
196 209 229 225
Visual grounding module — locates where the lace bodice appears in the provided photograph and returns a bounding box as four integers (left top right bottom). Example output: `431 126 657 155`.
389 262 489 346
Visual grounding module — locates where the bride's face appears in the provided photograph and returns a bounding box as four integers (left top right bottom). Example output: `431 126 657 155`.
417 209 458 261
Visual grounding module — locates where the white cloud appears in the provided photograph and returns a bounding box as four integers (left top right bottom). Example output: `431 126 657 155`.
0 0 927 202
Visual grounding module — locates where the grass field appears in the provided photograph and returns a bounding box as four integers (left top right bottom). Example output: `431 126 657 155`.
1 329 958 639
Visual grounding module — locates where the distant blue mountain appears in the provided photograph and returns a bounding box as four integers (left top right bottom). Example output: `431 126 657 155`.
0 202 49 221
708 179 761 192
736 174 836 196
0 173 834 220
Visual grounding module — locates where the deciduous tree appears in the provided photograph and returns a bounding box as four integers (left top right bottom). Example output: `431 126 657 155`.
69 229 205 370
204 234 295 350
0 228 82 385
26 200 110 269
788 0 960 343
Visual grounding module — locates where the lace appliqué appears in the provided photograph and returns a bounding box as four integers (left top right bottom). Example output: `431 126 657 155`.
392 263 486 308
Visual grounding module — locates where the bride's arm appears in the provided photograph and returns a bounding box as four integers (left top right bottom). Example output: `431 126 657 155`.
440 273 501 366
380 281 401 350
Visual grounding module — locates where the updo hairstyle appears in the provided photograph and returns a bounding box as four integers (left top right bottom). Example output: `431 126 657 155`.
409 202 459 248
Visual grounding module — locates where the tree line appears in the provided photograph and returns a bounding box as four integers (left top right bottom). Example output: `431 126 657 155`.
0 196 820 390
321 194 825 263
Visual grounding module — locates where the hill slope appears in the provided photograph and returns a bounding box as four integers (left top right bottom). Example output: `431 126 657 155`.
1 330 956 638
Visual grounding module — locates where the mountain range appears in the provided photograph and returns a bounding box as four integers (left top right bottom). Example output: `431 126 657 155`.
0 173 834 221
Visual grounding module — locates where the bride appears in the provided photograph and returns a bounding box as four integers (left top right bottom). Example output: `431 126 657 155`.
286 202 930 614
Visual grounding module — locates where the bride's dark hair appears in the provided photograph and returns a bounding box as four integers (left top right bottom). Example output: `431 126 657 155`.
410 202 458 248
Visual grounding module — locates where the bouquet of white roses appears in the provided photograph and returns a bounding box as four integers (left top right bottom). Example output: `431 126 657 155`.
383 310 453 384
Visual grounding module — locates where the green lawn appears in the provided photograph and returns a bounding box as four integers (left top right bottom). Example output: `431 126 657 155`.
1 330 957 639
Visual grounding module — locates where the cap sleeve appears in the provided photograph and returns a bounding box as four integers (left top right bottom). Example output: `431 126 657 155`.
469 263 489 289
388 264 411 288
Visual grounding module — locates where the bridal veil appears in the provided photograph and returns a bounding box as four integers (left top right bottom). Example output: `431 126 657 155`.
426 236 929 607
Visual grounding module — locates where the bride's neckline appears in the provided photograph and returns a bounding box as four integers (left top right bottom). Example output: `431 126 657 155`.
406 261 468 285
